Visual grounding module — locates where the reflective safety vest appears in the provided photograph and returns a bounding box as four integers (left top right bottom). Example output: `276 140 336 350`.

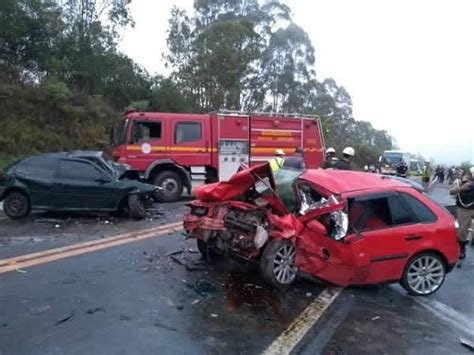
422 166 430 178
270 157 284 172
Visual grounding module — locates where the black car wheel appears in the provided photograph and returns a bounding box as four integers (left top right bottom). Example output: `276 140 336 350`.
153 171 183 202
260 240 298 289
4 191 31 219
400 252 446 296
128 195 147 219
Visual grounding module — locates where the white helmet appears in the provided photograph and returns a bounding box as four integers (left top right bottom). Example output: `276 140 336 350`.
469 166 474 175
326 147 336 154
342 146 355 157
275 149 285 156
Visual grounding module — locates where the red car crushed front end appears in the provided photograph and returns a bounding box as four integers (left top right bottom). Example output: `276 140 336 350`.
183 164 304 261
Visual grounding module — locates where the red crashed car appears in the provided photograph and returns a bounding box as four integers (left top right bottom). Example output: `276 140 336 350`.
184 165 459 296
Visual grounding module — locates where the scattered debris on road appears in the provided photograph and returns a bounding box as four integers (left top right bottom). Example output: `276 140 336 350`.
145 207 166 220
97 217 115 225
164 249 184 257
86 307 104 315
460 337 474 351
153 320 178 332
56 312 75 325
30 305 51 315
167 250 210 272
188 279 218 299
170 255 184 266
184 260 208 272
34 218 72 228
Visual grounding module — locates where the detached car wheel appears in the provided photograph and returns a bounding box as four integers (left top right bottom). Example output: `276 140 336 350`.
4 191 31 219
128 195 147 219
401 252 446 296
153 171 183 202
260 240 298 289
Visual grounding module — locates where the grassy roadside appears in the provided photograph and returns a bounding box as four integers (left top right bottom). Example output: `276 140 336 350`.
0 156 22 171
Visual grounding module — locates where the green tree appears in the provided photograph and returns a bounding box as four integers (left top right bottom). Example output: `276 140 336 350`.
0 0 63 80
166 1 265 111
148 77 198 113
260 23 316 111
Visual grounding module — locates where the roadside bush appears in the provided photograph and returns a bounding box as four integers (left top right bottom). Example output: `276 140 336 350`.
0 81 119 158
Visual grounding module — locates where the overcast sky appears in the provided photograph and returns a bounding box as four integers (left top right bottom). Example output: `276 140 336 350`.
119 0 474 165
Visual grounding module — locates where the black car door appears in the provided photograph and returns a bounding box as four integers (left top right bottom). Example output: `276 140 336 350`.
13 156 58 209
53 159 117 211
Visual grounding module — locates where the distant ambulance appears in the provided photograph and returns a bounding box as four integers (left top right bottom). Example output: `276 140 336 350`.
379 150 411 175
111 110 325 201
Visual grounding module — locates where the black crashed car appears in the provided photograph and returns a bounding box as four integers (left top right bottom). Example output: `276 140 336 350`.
0 153 160 219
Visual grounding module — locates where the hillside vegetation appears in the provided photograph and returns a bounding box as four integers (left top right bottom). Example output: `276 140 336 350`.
0 0 394 169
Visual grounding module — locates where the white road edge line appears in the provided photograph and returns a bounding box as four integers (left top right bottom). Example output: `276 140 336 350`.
262 287 342 355
411 295 474 338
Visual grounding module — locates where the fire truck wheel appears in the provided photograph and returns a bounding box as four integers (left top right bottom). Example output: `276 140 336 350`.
153 171 183 202
128 195 147 219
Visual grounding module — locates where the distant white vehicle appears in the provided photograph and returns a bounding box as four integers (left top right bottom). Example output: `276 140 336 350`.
379 150 411 175
409 159 422 175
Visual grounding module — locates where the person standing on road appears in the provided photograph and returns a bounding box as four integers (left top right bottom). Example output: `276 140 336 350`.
439 166 445 183
396 160 408 177
283 147 306 171
321 147 339 169
269 149 285 172
435 165 441 182
449 167 474 259
422 161 431 190
334 147 355 170
447 166 454 185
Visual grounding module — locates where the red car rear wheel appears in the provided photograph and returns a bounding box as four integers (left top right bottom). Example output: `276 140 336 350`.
400 252 446 296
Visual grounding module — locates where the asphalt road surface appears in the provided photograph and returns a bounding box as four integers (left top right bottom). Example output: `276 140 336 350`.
0 180 473 355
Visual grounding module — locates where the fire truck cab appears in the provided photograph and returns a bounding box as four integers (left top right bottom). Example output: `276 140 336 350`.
111 110 325 202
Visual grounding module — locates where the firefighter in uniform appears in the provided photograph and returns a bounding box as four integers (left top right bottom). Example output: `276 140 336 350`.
450 167 474 259
334 147 355 170
270 149 285 172
321 147 339 169
422 161 431 190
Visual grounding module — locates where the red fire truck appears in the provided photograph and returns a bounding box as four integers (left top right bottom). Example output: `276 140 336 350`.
111 110 325 201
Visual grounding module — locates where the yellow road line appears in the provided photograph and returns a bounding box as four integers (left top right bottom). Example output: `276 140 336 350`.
262 287 342 355
0 221 183 274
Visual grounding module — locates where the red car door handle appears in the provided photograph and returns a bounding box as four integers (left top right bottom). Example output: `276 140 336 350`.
405 235 423 241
